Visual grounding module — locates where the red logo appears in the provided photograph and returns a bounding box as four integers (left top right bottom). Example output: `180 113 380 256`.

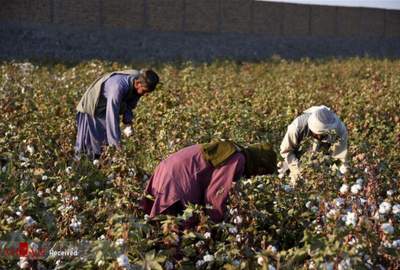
19 242 29 257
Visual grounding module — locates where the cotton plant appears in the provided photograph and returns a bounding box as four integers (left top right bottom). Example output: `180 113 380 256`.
0 59 399 269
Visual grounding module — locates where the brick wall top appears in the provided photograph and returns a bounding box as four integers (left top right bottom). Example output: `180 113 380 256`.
0 0 399 37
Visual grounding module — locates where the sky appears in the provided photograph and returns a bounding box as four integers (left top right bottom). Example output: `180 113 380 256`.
258 0 400 10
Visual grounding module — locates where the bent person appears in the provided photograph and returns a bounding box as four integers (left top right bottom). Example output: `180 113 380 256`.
141 140 277 222
75 68 159 159
279 105 349 186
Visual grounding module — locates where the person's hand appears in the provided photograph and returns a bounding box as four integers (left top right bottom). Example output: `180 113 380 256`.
123 126 133 137
339 163 349 174
277 161 289 179
289 169 301 187
288 164 301 187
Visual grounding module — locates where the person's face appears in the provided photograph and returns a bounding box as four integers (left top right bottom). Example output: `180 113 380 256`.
311 132 328 141
248 166 267 177
134 80 150 96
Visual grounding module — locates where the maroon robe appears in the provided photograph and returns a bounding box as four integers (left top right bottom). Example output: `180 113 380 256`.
141 144 245 222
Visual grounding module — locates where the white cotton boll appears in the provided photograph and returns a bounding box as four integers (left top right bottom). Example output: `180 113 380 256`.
345 212 357 227
19 154 29 162
6 216 14 224
331 163 338 172
386 190 394 196
305 201 312 209
257 256 265 266
2 166 7 173
204 232 211 239
65 166 72 174
267 245 277 254
69 216 81 232
123 126 133 137
92 159 100 166
56 185 63 193
235 234 242 243
233 216 243 225
379 202 392 215
26 145 35 155
24 216 36 226
326 209 338 219
381 223 394 234
229 208 238 215
232 260 240 266
339 164 348 174
338 257 352 270
383 241 392 248
392 239 400 248
392 204 400 215
359 198 367 205
323 262 334 270
268 264 276 270
356 178 364 186
242 179 252 186
37 191 43 197
203 254 214 262
195 260 205 269
195 240 205 248
115 238 125 246
165 261 174 270
229 227 238 234
30 242 39 251
348 237 357 245
283 185 293 192
41 175 48 181
340 184 349 194
351 184 362 194
117 254 130 268
98 234 106 240
335 197 345 208
18 257 30 269
16 211 22 217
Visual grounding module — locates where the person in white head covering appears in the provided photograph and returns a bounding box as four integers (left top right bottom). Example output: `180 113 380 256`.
279 105 349 186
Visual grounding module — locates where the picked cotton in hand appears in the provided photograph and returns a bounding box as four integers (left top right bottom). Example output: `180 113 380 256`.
123 126 133 137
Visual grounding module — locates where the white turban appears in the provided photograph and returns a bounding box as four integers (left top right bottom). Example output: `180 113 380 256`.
305 105 338 134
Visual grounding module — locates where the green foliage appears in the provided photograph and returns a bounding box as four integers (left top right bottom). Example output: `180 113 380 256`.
0 59 399 269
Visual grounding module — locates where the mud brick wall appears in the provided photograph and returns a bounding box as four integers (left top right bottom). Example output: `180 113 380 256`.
0 0 399 61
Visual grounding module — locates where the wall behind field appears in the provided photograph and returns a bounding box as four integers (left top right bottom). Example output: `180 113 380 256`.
0 0 399 61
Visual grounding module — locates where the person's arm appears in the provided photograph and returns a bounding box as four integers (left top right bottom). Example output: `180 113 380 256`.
105 83 124 147
122 98 139 125
205 153 245 222
280 119 301 175
331 120 349 172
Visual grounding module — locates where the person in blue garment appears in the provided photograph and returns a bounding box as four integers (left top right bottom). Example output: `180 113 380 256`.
74 68 159 159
